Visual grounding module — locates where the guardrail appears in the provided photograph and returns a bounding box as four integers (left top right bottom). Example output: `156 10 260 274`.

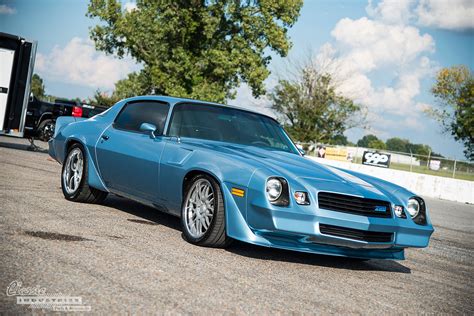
298 143 474 182
306 156 474 204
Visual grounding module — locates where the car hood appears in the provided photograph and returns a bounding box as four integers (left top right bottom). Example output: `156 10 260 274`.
189 140 399 201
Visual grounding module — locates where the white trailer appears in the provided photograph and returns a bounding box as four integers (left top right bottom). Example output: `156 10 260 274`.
0 32 37 137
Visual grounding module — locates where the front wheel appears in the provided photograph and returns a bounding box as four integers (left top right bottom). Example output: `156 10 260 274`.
181 174 231 247
61 143 107 203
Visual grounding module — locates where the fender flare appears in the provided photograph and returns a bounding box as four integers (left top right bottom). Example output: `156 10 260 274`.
37 112 54 127
64 138 108 192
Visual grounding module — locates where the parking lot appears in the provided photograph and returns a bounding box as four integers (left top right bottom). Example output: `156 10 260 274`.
0 136 473 314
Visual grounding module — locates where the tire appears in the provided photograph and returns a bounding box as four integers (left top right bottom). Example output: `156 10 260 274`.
61 143 107 204
181 174 231 247
347 257 370 262
38 119 55 142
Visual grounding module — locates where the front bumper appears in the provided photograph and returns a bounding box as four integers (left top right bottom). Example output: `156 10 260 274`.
223 184 434 260
250 206 433 259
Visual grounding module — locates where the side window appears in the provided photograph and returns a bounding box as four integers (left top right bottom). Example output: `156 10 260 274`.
168 103 223 141
114 101 170 134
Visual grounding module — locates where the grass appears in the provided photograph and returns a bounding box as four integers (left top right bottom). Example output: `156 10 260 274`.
389 163 474 181
347 157 474 181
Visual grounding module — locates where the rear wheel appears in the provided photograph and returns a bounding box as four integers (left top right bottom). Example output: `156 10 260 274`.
181 174 230 247
38 119 55 142
61 143 107 203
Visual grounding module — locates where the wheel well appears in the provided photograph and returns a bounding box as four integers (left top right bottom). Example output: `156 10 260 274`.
182 170 220 198
64 140 83 160
38 113 53 126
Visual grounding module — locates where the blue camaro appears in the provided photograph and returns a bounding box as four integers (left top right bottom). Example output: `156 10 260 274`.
49 96 434 260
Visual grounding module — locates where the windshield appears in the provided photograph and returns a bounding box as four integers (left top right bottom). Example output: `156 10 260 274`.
168 103 298 154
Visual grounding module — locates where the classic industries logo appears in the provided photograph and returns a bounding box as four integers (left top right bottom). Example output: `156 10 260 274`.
6 280 91 312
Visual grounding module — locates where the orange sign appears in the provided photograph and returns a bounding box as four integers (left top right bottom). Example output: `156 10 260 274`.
325 147 348 161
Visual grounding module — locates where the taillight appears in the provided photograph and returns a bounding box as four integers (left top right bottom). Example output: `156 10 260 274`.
72 106 83 117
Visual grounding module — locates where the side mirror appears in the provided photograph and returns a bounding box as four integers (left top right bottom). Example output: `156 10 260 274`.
139 122 157 139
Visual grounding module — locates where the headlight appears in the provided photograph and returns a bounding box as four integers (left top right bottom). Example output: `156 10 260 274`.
266 178 282 201
407 198 420 218
266 177 289 206
407 197 427 225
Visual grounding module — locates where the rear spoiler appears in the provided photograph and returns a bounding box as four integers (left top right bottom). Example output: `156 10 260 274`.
53 116 86 138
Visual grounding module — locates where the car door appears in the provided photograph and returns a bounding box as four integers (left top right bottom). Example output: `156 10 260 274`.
95 100 170 203
159 102 228 215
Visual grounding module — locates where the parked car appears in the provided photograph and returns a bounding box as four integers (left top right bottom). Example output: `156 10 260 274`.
48 96 434 260
24 95 107 141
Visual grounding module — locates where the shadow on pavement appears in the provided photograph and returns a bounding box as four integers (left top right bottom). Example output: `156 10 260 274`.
226 241 411 273
103 195 181 231
103 195 411 273
0 140 49 154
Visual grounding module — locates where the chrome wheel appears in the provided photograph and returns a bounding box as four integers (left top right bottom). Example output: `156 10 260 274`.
62 148 83 195
42 122 55 141
184 179 215 238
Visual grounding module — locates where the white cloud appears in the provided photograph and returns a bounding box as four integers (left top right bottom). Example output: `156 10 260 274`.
233 0 457 135
123 2 137 13
362 110 426 138
232 11 437 127
228 83 276 118
36 37 137 90
316 16 435 117
416 0 474 30
366 0 415 25
367 0 474 31
0 4 16 14
330 17 434 71
415 101 431 112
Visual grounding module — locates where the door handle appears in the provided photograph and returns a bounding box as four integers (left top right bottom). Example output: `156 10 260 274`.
101 135 109 141
170 136 181 143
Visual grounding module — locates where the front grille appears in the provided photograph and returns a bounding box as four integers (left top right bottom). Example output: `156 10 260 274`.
319 224 393 243
318 192 392 218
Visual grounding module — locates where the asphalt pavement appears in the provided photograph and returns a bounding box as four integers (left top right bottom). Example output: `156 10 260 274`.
0 136 473 314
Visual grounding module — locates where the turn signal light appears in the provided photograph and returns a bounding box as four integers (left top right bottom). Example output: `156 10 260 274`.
294 191 310 205
394 205 406 218
231 188 245 197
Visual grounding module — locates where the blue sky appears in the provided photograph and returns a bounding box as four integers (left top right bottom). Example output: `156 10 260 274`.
1 0 473 159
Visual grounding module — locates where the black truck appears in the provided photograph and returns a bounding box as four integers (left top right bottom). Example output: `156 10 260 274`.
24 96 108 141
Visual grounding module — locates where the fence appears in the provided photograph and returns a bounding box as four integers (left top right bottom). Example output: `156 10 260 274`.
298 143 474 182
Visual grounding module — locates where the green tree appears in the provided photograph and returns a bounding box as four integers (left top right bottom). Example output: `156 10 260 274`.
429 65 473 160
406 143 431 156
357 134 379 148
386 137 409 152
368 139 386 150
90 89 120 107
113 71 153 100
385 137 432 156
330 135 349 146
87 0 303 103
31 73 45 99
270 66 362 143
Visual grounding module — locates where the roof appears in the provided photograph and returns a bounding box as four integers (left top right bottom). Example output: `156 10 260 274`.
121 95 277 122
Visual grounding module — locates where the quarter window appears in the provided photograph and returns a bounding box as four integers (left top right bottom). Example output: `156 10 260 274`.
114 101 169 134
